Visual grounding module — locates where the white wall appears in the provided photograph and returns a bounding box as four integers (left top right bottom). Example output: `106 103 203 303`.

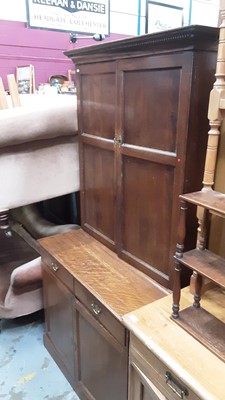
191 0 219 26
0 0 220 35
0 0 27 22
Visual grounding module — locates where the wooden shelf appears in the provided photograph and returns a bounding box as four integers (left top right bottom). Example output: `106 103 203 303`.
173 194 225 362
177 248 225 288
173 8 225 368
175 306 225 363
180 190 225 216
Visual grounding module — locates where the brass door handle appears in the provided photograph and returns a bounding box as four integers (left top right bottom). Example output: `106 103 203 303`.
51 262 59 272
91 302 102 316
165 372 188 399
114 135 122 148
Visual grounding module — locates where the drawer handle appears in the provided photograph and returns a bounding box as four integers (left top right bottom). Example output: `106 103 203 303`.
165 372 188 399
51 262 59 272
91 302 102 316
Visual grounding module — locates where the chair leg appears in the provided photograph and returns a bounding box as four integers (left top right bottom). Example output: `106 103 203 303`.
0 210 12 237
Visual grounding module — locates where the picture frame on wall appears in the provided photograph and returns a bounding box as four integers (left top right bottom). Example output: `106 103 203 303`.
146 1 183 34
16 64 35 94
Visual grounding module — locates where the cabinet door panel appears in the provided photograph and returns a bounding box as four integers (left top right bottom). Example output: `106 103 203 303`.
123 68 180 152
82 143 115 246
43 266 75 381
74 300 128 400
79 64 116 139
120 53 191 154
121 156 174 285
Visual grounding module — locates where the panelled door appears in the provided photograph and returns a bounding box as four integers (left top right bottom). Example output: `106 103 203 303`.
77 52 194 288
77 61 117 251
116 52 193 287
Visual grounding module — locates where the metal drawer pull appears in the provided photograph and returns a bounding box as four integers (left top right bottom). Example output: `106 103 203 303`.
91 302 102 316
165 372 188 399
51 262 59 272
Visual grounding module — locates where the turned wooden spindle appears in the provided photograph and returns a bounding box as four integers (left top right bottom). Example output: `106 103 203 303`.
193 273 203 309
0 210 12 237
172 200 187 319
203 2 225 191
192 2 225 293
197 208 210 250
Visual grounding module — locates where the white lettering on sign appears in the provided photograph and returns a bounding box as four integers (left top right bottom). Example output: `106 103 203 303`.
32 0 105 13
76 1 105 13
33 0 69 6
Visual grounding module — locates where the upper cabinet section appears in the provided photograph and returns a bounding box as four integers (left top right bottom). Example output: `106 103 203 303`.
66 26 219 289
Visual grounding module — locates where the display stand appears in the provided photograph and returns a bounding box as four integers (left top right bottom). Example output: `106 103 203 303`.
172 0 225 363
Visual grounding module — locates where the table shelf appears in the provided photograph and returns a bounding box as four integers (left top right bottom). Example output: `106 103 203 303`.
180 190 225 216
177 248 225 288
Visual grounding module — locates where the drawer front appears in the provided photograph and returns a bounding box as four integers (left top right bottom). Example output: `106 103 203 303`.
130 335 201 400
74 280 127 347
42 252 73 292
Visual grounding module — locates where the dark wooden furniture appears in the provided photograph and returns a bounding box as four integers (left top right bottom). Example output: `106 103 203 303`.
66 25 218 290
40 26 220 400
39 229 167 400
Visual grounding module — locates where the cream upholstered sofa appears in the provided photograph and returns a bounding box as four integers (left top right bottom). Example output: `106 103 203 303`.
0 93 80 319
0 93 79 219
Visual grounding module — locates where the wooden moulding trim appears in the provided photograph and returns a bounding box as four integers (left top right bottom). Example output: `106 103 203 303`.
65 25 219 60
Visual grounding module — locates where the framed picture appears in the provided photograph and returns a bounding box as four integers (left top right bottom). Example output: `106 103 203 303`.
16 64 35 94
146 1 183 34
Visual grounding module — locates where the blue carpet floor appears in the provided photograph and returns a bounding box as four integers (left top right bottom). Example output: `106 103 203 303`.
0 311 80 400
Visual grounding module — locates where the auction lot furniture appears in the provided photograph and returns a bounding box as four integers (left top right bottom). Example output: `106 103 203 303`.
39 229 167 400
0 88 79 230
40 25 221 400
0 77 80 319
66 25 218 290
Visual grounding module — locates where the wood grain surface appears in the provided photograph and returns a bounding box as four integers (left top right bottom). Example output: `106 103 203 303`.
39 229 169 318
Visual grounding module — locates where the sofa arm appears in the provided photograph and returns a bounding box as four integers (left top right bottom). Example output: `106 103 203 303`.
11 257 42 290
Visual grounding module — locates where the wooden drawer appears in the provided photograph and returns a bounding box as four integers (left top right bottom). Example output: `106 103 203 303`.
74 280 127 347
42 251 73 292
130 335 201 400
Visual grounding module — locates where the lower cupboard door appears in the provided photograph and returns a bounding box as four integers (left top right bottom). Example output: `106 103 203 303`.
129 364 168 400
74 300 128 400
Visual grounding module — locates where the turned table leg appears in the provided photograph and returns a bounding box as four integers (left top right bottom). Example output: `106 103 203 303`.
0 210 12 237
